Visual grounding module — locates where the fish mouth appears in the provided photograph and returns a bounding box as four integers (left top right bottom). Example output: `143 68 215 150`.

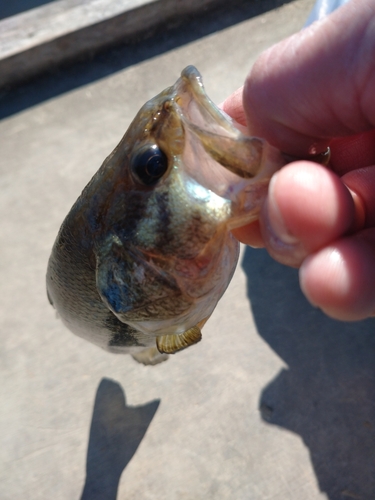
174 66 243 143
171 66 284 227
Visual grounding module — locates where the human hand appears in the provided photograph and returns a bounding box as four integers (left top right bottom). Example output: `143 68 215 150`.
223 0 375 321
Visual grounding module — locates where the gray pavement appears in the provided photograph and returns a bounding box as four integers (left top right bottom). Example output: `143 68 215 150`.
0 0 239 90
1 0 375 499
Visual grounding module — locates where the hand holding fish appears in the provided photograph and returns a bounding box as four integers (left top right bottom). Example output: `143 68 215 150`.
224 0 375 321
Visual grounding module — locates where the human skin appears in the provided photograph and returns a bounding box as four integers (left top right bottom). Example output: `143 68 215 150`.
222 0 375 321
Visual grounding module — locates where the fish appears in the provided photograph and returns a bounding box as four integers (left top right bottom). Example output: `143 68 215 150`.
46 66 285 365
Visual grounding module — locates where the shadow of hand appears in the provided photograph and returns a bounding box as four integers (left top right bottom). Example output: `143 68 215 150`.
242 247 375 500
80 378 160 500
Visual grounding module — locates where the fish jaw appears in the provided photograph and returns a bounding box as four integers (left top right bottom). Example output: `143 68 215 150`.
171 66 285 228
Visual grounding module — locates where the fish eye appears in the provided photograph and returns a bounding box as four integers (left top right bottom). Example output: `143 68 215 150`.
131 145 168 186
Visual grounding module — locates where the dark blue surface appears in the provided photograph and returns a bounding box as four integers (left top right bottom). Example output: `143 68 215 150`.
0 0 57 20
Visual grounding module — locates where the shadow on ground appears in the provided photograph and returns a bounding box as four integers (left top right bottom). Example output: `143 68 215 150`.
242 247 375 500
80 378 160 500
0 0 293 119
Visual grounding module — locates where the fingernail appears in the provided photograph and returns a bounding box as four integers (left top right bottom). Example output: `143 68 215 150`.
264 173 299 246
260 174 306 267
299 261 319 308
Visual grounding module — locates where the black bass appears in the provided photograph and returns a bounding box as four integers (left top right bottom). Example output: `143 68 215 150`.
46 66 284 364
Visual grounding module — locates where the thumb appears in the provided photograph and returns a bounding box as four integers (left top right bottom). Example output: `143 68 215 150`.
243 0 375 157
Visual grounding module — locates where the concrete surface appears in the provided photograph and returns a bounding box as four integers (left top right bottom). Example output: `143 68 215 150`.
0 0 237 90
1 0 375 499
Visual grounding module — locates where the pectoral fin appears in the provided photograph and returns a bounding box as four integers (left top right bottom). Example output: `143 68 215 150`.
156 325 202 354
131 347 169 365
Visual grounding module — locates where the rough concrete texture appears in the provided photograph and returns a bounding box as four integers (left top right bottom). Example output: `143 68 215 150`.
0 0 240 89
1 1 375 499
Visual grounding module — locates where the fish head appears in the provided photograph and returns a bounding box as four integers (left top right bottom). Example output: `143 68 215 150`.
95 66 284 259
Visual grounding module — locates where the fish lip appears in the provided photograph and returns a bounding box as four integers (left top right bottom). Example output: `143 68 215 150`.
172 65 239 137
